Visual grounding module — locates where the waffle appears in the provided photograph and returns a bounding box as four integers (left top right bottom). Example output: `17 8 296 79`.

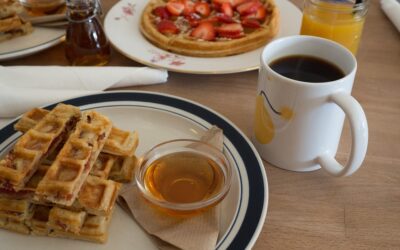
0 104 80 191
91 153 117 179
0 217 30 234
140 0 279 57
27 204 51 236
49 212 113 243
15 108 139 157
34 111 113 206
47 207 87 234
109 155 137 183
0 197 32 222
76 175 121 216
103 127 138 157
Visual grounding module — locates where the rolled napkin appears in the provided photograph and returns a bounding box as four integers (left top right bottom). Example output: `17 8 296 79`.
381 0 400 32
118 126 224 250
0 66 168 118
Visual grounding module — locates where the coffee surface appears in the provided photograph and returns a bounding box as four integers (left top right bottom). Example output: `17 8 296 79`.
269 55 345 82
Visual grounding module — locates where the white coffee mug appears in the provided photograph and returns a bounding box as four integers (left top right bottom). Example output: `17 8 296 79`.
253 35 368 177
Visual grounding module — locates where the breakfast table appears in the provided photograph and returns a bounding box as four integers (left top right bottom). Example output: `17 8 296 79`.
1 0 399 249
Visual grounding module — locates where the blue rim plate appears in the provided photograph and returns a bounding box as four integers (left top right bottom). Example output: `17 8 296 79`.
0 91 268 249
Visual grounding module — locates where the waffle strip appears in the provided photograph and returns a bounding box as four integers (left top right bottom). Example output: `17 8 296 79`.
0 104 80 191
15 108 139 157
109 156 137 183
34 111 113 206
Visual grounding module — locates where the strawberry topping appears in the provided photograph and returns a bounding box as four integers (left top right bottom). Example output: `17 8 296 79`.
216 13 235 23
245 6 266 21
191 22 216 41
217 23 244 38
241 18 261 28
153 6 170 19
166 0 185 16
221 2 233 17
236 0 263 15
194 2 211 17
157 19 180 35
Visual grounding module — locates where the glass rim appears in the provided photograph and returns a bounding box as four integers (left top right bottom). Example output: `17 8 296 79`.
306 0 369 12
135 139 233 211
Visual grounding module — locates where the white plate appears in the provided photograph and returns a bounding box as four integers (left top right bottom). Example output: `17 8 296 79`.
0 91 268 250
104 0 301 74
0 27 65 61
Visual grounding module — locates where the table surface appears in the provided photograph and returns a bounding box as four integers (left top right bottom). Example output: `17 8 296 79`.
2 0 400 249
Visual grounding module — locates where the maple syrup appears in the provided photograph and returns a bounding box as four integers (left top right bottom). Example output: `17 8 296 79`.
144 151 225 204
65 0 110 66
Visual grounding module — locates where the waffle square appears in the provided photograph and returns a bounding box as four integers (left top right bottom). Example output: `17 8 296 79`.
34 111 113 206
27 204 51 236
109 156 137 183
103 128 139 157
0 104 80 191
47 207 87 234
0 197 31 222
0 217 30 234
14 108 49 133
91 153 116 179
76 175 121 216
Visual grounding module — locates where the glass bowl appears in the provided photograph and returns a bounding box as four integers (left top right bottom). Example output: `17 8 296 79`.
136 139 232 215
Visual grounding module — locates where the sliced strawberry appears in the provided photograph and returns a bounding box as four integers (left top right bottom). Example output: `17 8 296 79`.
194 2 211 17
232 0 251 7
153 6 170 19
221 2 233 17
213 0 234 5
216 13 235 23
186 12 202 27
236 0 262 15
191 22 216 41
217 23 244 39
182 0 195 15
157 20 180 35
245 6 266 21
166 0 185 16
241 18 260 28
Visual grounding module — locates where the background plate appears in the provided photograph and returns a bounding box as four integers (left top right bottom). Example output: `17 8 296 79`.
0 91 268 250
104 0 301 74
0 27 64 61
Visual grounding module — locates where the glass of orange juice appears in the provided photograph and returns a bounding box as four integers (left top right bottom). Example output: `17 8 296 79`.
300 0 369 55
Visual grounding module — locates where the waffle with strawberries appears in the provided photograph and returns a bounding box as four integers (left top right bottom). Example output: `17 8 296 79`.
140 0 279 57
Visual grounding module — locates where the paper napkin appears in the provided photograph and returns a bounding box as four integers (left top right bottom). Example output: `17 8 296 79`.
0 66 168 118
381 0 400 32
118 126 224 250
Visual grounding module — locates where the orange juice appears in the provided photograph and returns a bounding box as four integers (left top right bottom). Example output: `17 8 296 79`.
300 0 369 55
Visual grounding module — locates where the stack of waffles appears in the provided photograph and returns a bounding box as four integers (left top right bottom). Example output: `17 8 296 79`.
0 104 139 243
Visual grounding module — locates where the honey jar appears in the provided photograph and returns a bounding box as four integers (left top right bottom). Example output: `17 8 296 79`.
65 0 111 66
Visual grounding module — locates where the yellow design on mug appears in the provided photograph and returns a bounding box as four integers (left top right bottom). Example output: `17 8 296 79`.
254 91 294 144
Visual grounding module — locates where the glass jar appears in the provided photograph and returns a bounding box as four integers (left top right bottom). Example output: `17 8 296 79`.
300 0 369 55
65 0 111 66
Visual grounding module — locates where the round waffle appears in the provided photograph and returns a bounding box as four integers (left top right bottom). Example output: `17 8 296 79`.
140 0 279 57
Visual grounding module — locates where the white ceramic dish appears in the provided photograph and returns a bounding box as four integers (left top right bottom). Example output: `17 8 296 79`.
0 91 268 250
104 0 302 74
0 27 64 61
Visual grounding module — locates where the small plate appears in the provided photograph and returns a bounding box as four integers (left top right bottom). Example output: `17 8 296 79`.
0 91 268 249
104 0 301 74
0 27 64 61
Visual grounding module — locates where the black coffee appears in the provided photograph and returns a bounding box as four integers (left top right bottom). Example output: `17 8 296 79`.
269 55 345 82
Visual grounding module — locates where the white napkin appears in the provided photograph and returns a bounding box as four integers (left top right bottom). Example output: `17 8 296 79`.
381 0 400 32
0 66 168 118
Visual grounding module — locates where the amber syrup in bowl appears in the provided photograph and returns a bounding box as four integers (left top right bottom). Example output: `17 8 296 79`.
136 139 232 216
65 0 110 66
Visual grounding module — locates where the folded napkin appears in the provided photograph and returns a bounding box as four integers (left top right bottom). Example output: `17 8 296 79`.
381 0 400 32
118 126 224 250
0 66 168 118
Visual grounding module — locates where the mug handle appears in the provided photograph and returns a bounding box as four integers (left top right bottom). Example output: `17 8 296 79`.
317 92 369 177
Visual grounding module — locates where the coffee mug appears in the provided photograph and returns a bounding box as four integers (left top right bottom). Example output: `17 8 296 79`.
253 35 368 177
